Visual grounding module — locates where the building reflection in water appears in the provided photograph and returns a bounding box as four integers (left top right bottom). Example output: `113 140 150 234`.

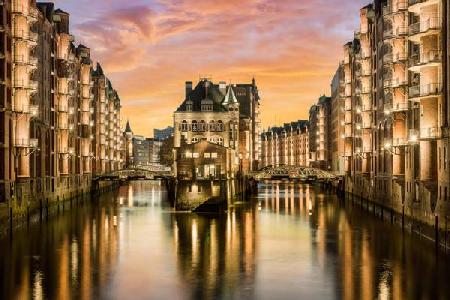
257 181 450 299
0 190 120 300
171 204 257 299
1 180 450 299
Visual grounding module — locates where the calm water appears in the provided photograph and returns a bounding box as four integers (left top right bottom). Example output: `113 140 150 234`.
1 180 450 300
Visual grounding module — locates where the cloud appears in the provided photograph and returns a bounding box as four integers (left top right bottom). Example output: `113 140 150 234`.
52 0 369 136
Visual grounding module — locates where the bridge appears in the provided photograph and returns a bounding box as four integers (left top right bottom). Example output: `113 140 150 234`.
249 165 338 182
94 167 174 182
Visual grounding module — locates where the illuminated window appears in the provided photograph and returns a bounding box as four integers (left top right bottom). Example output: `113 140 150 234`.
204 153 211 158
193 153 199 158
211 153 218 158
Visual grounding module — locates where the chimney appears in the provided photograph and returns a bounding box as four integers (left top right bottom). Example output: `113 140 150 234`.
219 81 227 94
185 81 192 98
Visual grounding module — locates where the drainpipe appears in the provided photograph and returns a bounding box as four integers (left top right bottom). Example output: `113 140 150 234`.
443 0 448 129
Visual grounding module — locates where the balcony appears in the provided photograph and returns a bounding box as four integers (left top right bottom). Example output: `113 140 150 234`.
12 103 39 115
28 7 39 22
408 0 439 12
13 79 38 91
393 52 408 63
392 138 408 146
14 138 38 148
384 28 393 39
361 146 372 153
391 77 408 88
11 1 28 15
408 83 442 99
393 25 408 37
392 101 408 112
409 18 441 40
383 53 393 64
420 127 441 140
361 105 372 112
409 50 442 71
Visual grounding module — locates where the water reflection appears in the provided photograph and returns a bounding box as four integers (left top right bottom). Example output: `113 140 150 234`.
1 181 450 299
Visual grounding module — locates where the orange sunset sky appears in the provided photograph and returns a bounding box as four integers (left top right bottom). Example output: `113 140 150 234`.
53 0 369 137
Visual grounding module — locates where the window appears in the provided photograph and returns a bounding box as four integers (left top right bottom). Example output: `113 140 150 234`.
199 120 206 132
209 121 215 132
204 153 211 158
186 100 193 111
185 152 193 158
192 120 198 132
192 137 199 143
211 153 218 158
201 99 213 111
181 120 188 132
193 153 200 158
217 120 224 132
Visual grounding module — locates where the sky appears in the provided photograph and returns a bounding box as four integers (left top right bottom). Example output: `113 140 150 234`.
52 0 369 137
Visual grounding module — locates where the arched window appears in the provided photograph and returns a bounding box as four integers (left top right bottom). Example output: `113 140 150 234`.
192 120 198 132
181 120 188 132
217 120 224 132
218 137 223 145
199 120 206 132
192 137 199 143
209 120 215 132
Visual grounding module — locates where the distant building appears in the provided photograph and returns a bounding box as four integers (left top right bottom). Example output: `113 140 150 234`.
173 78 261 179
261 121 309 168
124 120 134 167
173 79 241 179
154 126 174 141
147 138 162 164
132 136 151 167
309 96 332 170
330 65 345 175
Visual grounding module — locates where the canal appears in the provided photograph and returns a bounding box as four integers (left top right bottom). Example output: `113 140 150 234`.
1 180 450 299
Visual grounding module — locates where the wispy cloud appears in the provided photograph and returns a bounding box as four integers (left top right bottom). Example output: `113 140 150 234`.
52 0 369 136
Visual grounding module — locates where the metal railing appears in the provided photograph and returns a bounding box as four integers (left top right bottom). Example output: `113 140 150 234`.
420 127 441 139
393 52 407 62
13 79 38 91
14 138 38 148
384 52 393 64
391 101 408 112
409 83 442 98
409 17 440 35
410 50 441 67
393 138 408 146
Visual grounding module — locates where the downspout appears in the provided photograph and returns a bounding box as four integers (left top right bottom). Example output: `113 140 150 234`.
443 0 448 129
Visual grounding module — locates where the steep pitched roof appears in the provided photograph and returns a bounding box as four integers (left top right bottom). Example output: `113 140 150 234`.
176 80 227 112
125 120 132 133
222 85 238 105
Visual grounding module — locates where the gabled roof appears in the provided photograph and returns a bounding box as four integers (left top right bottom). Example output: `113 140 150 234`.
222 85 238 105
